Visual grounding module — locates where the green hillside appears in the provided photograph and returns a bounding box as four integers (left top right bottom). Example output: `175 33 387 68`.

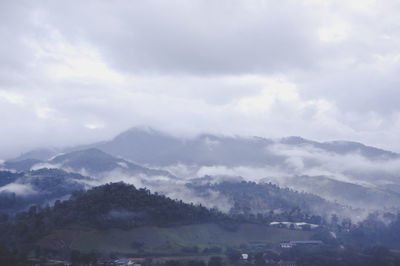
39 223 313 255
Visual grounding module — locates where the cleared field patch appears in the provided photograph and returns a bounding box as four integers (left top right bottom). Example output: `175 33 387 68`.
40 223 313 255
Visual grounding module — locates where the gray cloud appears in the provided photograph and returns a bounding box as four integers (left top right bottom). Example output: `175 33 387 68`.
1 0 400 158
39 0 319 75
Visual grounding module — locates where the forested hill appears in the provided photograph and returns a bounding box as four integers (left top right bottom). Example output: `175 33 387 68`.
0 182 232 251
48 182 227 228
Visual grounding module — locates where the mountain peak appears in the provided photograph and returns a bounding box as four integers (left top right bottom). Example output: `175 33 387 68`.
280 136 312 145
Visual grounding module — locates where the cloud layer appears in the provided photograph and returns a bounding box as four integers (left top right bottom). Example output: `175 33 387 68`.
2 0 400 158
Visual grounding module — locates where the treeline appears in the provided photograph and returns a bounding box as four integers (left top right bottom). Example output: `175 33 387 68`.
340 212 400 249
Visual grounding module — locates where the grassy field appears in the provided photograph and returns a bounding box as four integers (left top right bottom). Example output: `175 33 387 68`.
39 223 313 255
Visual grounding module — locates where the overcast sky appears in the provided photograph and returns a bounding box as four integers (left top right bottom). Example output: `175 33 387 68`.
1 0 400 159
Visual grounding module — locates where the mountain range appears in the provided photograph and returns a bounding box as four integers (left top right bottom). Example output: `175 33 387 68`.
2 128 400 264
2 127 400 214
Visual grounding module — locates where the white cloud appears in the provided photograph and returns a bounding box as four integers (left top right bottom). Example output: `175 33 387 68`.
0 183 37 196
84 122 105 130
0 90 24 105
318 22 349 42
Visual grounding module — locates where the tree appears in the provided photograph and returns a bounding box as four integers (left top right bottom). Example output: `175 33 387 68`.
302 224 311 231
0 245 21 266
330 214 339 228
187 260 206 266
226 247 241 263
254 252 267 266
165 260 182 266
208 256 223 266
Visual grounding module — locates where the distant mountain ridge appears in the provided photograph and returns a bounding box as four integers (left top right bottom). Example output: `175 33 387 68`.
95 128 399 166
49 148 171 177
3 147 173 179
7 127 398 163
280 136 398 159
4 127 400 212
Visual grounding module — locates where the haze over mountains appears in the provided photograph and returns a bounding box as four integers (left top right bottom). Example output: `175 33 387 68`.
2 127 400 216
3 128 400 265
0 168 89 214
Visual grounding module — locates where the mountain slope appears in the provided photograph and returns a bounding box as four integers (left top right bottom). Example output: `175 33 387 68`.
5 148 174 183
272 175 400 210
2 158 43 172
49 148 170 177
7 148 60 162
188 180 345 218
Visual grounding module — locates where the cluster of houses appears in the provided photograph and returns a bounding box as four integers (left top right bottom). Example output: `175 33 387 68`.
280 240 323 249
114 258 144 266
241 253 297 266
269 221 320 230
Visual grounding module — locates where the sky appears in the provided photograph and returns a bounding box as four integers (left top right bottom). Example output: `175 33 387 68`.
1 0 400 159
